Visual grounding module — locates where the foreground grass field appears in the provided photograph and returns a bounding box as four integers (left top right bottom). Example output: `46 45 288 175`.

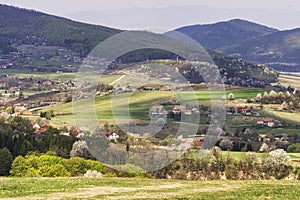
0 177 299 200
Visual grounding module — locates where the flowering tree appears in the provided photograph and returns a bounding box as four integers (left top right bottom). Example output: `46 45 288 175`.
263 149 291 179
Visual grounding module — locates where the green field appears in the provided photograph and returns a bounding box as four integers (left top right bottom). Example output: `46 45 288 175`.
0 177 299 199
1 71 122 86
231 152 300 160
51 87 262 116
272 111 300 124
44 87 267 128
274 129 300 135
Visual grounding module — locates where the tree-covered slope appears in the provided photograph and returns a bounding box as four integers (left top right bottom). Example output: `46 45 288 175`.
0 4 121 55
220 28 300 72
175 19 278 50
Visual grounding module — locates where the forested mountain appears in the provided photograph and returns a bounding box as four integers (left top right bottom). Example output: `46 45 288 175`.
175 19 278 50
0 4 281 79
176 19 300 72
0 4 121 55
220 28 300 72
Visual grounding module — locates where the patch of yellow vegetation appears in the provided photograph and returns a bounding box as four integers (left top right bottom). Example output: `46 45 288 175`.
272 111 300 124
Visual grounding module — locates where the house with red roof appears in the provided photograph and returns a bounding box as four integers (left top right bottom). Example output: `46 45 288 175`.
257 118 275 127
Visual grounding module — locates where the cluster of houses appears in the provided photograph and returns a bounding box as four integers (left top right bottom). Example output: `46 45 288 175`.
0 62 13 69
256 118 281 128
31 122 49 134
29 121 87 138
105 130 120 140
0 104 42 118
226 106 253 116
150 105 200 119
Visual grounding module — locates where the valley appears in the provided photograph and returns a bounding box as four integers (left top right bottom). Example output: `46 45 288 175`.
0 4 300 200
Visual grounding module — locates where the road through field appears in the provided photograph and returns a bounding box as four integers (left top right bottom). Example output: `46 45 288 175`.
109 75 125 86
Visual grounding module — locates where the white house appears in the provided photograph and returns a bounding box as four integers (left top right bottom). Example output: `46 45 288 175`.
108 132 120 140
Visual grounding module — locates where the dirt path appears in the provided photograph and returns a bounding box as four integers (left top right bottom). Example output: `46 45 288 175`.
109 75 125 86
2 183 240 200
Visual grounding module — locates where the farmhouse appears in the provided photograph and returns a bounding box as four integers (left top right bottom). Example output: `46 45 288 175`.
34 125 48 134
169 106 200 116
257 118 276 127
42 80 54 86
259 134 272 142
236 106 252 115
0 63 7 69
106 130 119 140
32 123 41 129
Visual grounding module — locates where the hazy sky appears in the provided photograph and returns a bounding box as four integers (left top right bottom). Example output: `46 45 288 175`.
1 0 300 31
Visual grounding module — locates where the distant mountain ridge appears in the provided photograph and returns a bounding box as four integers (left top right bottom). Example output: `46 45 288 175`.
176 19 300 72
175 19 279 50
0 4 280 84
220 28 300 72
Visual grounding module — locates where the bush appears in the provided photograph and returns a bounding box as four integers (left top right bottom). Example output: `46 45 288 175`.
85 159 107 174
84 170 102 178
269 149 291 165
209 147 225 173
10 153 106 177
10 156 29 177
263 149 291 179
70 140 93 159
39 164 70 177
287 144 300 153
113 164 148 178
219 139 233 151
256 93 262 102
0 148 13 176
228 93 234 100
64 157 88 176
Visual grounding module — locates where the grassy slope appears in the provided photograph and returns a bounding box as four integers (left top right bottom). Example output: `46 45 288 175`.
0 177 299 199
48 88 264 126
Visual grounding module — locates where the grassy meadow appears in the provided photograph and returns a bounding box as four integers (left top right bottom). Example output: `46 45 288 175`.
0 177 299 199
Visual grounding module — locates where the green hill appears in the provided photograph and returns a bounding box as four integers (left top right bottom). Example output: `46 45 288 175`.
0 5 281 80
0 4 121 55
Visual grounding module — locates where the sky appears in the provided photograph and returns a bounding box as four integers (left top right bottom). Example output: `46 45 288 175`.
1 0 300 31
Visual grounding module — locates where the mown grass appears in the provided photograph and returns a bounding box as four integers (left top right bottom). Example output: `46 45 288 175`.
0 177 299 199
